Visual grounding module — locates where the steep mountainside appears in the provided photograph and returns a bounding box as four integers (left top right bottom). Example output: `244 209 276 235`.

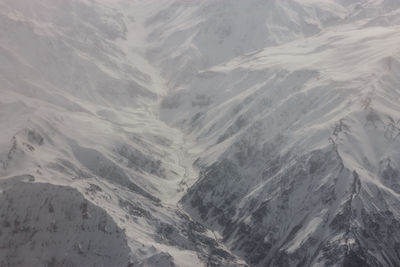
156 1 400 266
1 0 400 266
0 0 245 266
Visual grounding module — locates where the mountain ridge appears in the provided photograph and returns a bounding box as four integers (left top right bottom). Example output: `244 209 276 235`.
1 0 400 266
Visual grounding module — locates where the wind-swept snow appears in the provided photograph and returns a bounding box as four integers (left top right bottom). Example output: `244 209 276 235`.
1 0 400 266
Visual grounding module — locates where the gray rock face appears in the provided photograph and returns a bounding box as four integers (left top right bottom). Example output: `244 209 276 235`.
184 144 400 266
0 181 132 267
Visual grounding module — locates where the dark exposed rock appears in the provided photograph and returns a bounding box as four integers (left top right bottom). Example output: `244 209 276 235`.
0 182 131 267
182 143 400 266
27 129 44 146
119 199 152 219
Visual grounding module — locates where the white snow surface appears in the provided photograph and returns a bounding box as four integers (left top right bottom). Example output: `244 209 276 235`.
1 0 400 266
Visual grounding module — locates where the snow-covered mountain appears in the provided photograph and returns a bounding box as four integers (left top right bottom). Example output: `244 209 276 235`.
1 0 400 266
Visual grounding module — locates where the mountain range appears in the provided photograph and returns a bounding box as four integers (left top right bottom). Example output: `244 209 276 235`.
1 0 400 266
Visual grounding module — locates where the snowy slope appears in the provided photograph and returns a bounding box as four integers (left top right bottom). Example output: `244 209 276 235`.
1 0 400 266
0 0 245 266
156 0 400 266
145 0 347 88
